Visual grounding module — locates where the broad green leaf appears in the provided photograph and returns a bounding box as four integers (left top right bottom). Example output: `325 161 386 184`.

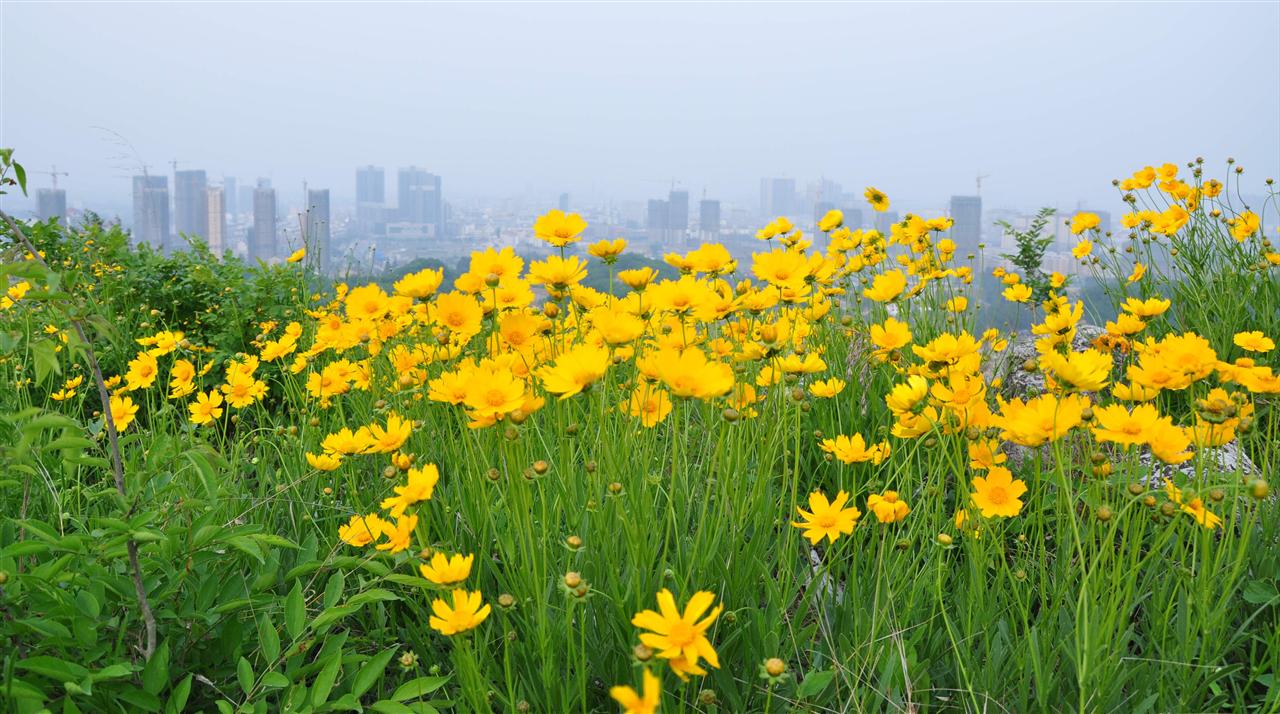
352 646 399 698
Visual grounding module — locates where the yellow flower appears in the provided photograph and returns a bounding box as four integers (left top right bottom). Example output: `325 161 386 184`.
1126 263 1146 284
339 513 387 547
419 552 474 585
1091 403 1160 447
1121 296 1171 318
188 389 224 425
1039 348 1112 392
622 385 673 428
1165 483 1221 530
286 247 306 263
610 668 662 714
808 378 846 398
618 267 658 291
429 589 492 635
375 514 418 553
538 344 611 399
866 491 910 523
463 366 527 421
995 393 1086 447
1234 331 1275 353
125 351 160 391
1002 283 1032 303
864 186 890 212
818 209 844 232
367 412 412 453
1229 211 1260 242
306 452 343 471
394 266 445 298
1070 212 1100 235
345 283 391 321
945 296 968 312
1071 239 1094 259
528 255 589 288
321 426 376 455
631 589 723 672
863 270 907 302
970 466 1027 518
792 490 861 544
588 238 628 263
380 464 440 518
819 434 890 465
652 348 734 399
870 316 912 351
533 209 588 247
108 394 139 432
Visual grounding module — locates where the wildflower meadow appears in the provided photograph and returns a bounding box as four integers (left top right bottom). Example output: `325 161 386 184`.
2 149 1279 713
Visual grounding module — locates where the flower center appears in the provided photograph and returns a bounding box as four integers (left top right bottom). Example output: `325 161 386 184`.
667 621 696 648
986 486 1009 505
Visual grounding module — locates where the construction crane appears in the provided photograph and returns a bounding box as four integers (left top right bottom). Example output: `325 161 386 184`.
976 174 991 197
170 159 185 174
33 165 69 189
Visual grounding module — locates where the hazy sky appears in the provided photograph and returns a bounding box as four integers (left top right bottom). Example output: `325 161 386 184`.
2 2 1278 214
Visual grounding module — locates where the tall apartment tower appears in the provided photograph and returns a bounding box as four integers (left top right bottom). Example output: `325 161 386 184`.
36 189 67 224
356 165 385 235
948 195 983 254
223 177 238 217
174 169 210 246
306 188 331 270
251 187 277 261
132 175 170 249
558 192 570 212
667 189 690 243
760 177 796 218
698 199 721 239
398 166 444 238
646 199 669 245
206 187 227 254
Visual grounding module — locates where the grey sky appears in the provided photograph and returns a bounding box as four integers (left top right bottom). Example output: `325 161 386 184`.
2 1 1278 214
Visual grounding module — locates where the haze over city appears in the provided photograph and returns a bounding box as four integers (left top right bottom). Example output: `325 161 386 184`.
2 2 1278 271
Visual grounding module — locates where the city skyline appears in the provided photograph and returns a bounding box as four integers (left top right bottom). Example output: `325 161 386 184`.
2 3 1276 215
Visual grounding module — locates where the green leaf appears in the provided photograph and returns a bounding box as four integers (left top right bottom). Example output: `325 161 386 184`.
392 675 450 701
285 581 306 640
168 674 193 714
1243 579 1279 605
91 663 134 682
347 588 400 608
369 701 416 714
142 640 170 695
260 671 290 689
311 653 342 706
258 614 281 662
352 646 399 698
796 668 835 698
249 533 300 550
227 536 265 564
236 656 254 696
311 604 359 631
16 655 90 682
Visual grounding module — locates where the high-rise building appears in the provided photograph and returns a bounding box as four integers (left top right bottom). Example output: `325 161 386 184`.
949 195 983 254
206 187 227 253
174 170 209 244
306 189 331 270
558 193 570 212
238 186 255 217
842 207 865 229
760 177 796 218
36 189 67 224
646 199 669 243
398 167 444 238
667 189 689 239
355 166 385 236
698 199 721 238
132 175 170 249
873 210 901 237
223 177 238 217
251 187 277 261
